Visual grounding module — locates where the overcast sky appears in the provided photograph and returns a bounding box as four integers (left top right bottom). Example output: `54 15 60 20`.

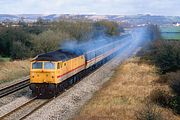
0 0 179 16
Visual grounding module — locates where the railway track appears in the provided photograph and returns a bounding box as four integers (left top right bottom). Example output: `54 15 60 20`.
0 79 30 98
0 37 135 119
24 40 140 120
0 53 119 119
0 97 53 120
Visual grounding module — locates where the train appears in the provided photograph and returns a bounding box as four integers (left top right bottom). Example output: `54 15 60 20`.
29 37 129 97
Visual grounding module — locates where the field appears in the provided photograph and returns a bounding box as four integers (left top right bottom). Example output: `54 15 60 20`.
160 26 180 40
161 33 180 40
74 57 180 120
160 26 180 33
0 60 30 84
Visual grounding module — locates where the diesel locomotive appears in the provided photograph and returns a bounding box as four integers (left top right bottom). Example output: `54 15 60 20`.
29 38 127 96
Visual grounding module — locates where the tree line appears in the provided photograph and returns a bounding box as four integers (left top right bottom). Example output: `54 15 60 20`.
0 20 123 59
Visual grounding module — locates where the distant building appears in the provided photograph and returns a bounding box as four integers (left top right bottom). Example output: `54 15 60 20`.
11 24 21 27
176 23 180 26
27 23 33 27
173 22 180 26
137 24 146 27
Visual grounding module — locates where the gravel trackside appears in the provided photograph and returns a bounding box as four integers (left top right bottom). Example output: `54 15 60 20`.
0 95 32 117
25 43 140 120
0 87 31 107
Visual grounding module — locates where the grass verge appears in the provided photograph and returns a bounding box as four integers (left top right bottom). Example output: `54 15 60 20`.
0 60 29 84
73 57 179 120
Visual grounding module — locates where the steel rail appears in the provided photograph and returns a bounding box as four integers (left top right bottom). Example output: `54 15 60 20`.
0 79 30 98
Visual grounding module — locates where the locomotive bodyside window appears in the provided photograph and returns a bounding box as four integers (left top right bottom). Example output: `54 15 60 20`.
57 63 60 69
32 62 42 69
44 62 55 69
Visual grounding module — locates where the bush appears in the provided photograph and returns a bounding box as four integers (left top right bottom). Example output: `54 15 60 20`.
0 27 33 59
155 71 180 85
155 74 169 84
147 25 161 40
10 41 32 59
31 30 71 55
162 72 180 114
93 20 120 36
51 21 93 41
168 96 180 114
23 26 47 35
150 40 180 73
169 71 180 95
149 88 180 114
149 89 171 107
135 103 164 120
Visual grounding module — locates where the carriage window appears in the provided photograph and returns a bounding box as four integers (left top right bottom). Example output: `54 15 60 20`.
32 62 42 69
44 62 55 69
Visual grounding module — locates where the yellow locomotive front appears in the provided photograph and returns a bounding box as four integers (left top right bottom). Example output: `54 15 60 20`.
29 49 86 96
30 60 61 96
30 61 59 84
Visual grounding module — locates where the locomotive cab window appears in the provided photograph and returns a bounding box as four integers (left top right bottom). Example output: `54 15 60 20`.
44 62 55 69
32 62 42 69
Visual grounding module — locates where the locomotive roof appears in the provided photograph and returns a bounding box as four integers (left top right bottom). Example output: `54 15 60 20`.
34 49 83 61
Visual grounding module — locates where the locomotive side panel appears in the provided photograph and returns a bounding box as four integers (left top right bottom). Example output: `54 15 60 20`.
57 55 86 82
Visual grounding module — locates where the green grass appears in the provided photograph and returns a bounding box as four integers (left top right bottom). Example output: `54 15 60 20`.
160 26 180 40
161 33 180 40
0 57 11 62
160 26 180 33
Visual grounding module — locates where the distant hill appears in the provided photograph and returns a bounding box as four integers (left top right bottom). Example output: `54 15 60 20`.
0 14 19 21
0 14 180 25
